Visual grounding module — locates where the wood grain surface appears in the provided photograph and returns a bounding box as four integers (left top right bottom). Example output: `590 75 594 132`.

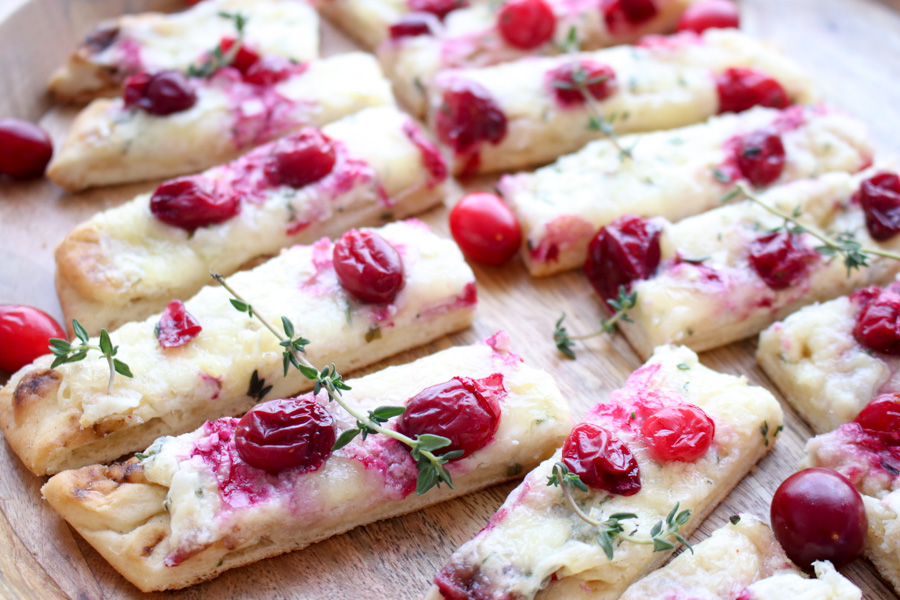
1 0 900 598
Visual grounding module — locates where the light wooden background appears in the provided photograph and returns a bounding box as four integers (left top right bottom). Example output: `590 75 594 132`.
1 0 900 598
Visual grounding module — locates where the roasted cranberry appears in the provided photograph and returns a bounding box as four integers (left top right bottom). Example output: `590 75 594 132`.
409 0 467 19
853 286 900 354
156 300 202 348
497 0 556 50
150 176 240 231
855 393 900 446
123 70 197 116
243 56 302 86
218 37 261 74
0 305 66 373
265 129 337 188
584 215 662 302
854 172 900 241
546 60 617 107
748 231 817 290
734 130 786 187
390 13 439 39
402 121 448 184
770 468 867 568
235 397 336 473
562 422 641 495
0 119 53 179
333 229 405 304
397 375 503 457
641 405 715 462
602 0 659 30
435 79 507 154
716 67 790 114
676 0 739 33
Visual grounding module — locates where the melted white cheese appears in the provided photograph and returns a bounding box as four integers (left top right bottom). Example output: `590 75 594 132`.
744 561 861 600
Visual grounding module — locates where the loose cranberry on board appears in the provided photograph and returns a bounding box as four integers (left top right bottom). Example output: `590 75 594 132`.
333 229 406 304
734 130 786 187
641 404 715 462
676 0 739 34
123 70 197 116
0 305 66 373
435 79 507 154
854 171 900 241
546 60 617 107
770 468 867 568
716 67 790 114
449 192 522 265
497 0 556 50
748 231 817 290
150 176 240 231
0 119 53 179
855 393 900 446
853 285 900 355
584 215 662 302
408 0 467 20
156 300 203 348
561 422 641 495
265 129 337 189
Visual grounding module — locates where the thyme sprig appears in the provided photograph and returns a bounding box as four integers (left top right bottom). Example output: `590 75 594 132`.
48 319 133 394
553 286 637 359
547 462 693 560
187 11 249 78
211 272 461 495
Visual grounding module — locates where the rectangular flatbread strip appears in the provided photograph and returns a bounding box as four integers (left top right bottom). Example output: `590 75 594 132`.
610 166 900 358
49 0 320 102
41 333 573 592
55 106 448 335
500 105 872 277
46 52 394 191
1 220 476 475
426 29 814 175
378 0 699 116
426 345 783 600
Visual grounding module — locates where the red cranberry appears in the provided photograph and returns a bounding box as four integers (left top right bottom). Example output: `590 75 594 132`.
716 67 790 114
243 56 302 86
218 37 261 73
546 60 617 107
156 300 202 348
853 286 900 355
435 79 507 154
497 0 556 50
265 129 337 188
396 375 503 457
748 231 817 290
584 215 662 302
150 176 240 231
602 0 659 31
641 405 715 462
0 119 53 179
855 393 900 446
123 70 197 116
734 130 786 187
770 468 867 568
390 13 440 39
562 422 641 495
449 192 522 265
676 0 739 33
408 0 467 19
0 305 66 373
333 229 405 304
854 172 900 241
235 397 336 474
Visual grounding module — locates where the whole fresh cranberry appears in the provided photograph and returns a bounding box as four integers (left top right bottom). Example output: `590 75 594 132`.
734 130 786 187
584 215 662 302
150 176 240 231
854 172 900 241
716 67 790 114
218 37 261 74
397 375 503 457
562 422 641 495
497 0 556 50
855 393 900 446
676 0 739 33
235 397 336 474
265 129 337 188
408 0 467 19
602 0 659 31
156 300 202 348
333 229 405 304
123 70 197 116
641 404 715 462
243 56 303 86
390 13 440 39
0 305 66 373
0 119 53 179
435 79 507 154
546 60 617 107
449 192 522 265
748 231 817 290
853 286 900 354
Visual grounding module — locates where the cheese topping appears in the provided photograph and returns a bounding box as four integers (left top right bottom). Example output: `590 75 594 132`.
743 561 862 600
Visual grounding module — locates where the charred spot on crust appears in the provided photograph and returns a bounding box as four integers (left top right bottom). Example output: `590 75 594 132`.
141 531 166 557
70 459 145 499
107 457 145 484
13 369 61 412
83 23 120 53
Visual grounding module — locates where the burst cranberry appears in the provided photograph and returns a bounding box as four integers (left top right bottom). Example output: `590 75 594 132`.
676 0 739 33
584 215 662 302
123 70 197 116
218 37 261 73
546 60 617 107
562 423 641 495
397 375 503 457
641 405 715 462
603 0 659 30
0 305 65 373
770 468 867 568
855 393 900 446
390 13 439 39
497 0 556 50
265 129 337 188
235 397 336 474
854 172 900 241
150 176 240 231
156 300 202 348
435 80 507 154
243 55 302 86
0 119 53 179
853 286 900 355
409 0 467 19
734 130 786 187
748 231 817 290
716 67 790 114
333 229 405 304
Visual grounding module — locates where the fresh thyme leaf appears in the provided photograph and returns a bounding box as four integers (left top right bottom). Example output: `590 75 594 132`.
332 428 361 451
729 514 741 525
370 405 406 422
48 320 132 394
247 370 273 402
552 287 637 356
553 313 576 359
113 359 133 378
73 319 89 343
760 421 769 446
186 11 249 78
711 168 731 183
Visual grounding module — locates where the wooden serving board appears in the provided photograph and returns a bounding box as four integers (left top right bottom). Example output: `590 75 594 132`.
1 0 900 598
